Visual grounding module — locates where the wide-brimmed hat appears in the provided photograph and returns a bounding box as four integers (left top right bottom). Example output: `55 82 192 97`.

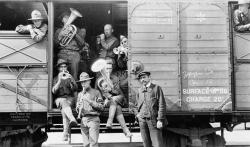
131 61 144 75
137 71 151 79
56 59 68 67
77 72 93 82
28 10 45 20
238 0 250 4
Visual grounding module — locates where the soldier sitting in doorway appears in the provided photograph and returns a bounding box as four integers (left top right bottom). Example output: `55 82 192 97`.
52 59 78 141
234 0 250 32
15 10 48 42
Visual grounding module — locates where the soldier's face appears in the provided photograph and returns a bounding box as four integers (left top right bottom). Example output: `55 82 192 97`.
58 64 67 72
81 80 91 89
139 75 150 86
62 15 69 25
104 25 113 37
32 20 42 27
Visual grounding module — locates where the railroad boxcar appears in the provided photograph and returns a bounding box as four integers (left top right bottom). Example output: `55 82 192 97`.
0 0 250 147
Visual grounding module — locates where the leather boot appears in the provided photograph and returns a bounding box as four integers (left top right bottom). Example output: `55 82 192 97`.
116 106 132 137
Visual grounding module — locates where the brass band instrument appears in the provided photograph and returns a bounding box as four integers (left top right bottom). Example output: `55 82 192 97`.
59 8 82 46
91 59 114 89
61 70 70 80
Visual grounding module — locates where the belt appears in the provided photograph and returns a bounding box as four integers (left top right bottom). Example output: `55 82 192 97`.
83 114 99 117
61 49 80 52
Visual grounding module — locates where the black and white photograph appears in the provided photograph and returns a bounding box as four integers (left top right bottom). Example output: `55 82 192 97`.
0 0 250 147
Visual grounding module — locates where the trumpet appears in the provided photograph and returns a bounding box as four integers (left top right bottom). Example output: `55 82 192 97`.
59 8 82 46
61 70 70 79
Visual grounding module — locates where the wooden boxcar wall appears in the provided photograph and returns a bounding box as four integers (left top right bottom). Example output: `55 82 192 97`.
0 32 48 112
129 1 231 112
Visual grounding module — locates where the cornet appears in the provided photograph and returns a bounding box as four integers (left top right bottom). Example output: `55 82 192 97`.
59 8 82 46
61 70 70 80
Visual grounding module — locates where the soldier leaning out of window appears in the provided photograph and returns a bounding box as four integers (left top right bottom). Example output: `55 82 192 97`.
234 0 250 32
15 10 48 42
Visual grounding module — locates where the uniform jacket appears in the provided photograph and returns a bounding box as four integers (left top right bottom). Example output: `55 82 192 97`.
15 23 48 42
54 26 85 51
134 83 167 127
234 9 250 32
99 35 119 58
76 87 104 116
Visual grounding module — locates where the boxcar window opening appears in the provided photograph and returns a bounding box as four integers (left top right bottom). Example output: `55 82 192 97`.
52 2 128 109
0 2 48 31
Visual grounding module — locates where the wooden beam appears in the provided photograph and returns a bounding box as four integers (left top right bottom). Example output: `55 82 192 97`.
0 81 47 107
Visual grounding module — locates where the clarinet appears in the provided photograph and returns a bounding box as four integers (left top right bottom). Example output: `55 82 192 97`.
77 90 86 120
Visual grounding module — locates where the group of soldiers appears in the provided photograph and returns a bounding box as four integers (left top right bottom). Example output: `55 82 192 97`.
15 8 168 147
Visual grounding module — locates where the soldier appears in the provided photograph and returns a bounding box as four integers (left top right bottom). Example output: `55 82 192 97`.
96 60 132 137
134 71 167 147
76 72 104 147
15 10 47 42
52 59 78 141
54 10 85 80
234 0 250 32
98 24 119 59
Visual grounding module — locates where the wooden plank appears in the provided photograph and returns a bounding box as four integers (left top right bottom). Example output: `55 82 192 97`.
182 63 228 71
182 71 229 79
181 32 227 41
182 79 229 87
0 87 47 96
181 10 226 18
131 2 176 10
181 47 228 53
131 54 178 64
132 9 176 17
181 18 226 25
236 87 250 95
140 63 178 72
0 81 47 106
236 64 250 71
181 40 228 48
180 3 226 11
234 34 250 60
132 17 176 25
236 80 250 86
131 48 179 53
181 54 228 63
131 32 177 41
0 104 46 112
235 72 250 79
0 37 47 64
131 40 178 48
131 24 177 33
132 79 178 88
0 79 48 88
181 24 227 33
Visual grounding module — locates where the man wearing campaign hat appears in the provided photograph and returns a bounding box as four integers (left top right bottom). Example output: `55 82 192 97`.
52 59 78 141
234 0 250 32
15 10 47 42
76 72 104 147
134 71 167 147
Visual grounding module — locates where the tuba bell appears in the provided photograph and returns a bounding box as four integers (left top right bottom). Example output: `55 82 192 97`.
91 59 114 89
59 8 82 46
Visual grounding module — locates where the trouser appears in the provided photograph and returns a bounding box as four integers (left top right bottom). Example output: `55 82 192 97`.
58 50 80 80
138 117 164 147
106 99 130 135
80 116 100 147
55 98 76 137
